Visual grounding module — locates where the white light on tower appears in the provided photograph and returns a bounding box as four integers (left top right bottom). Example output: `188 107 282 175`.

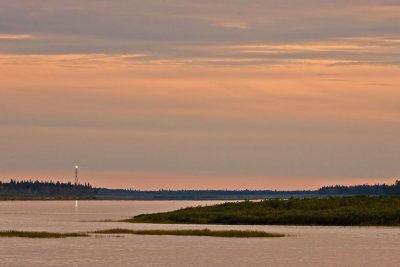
75 166 79 185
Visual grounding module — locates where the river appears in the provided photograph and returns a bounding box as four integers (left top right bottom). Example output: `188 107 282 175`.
0 200 399 267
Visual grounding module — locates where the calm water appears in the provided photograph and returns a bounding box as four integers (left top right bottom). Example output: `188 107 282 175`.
1 201 400 267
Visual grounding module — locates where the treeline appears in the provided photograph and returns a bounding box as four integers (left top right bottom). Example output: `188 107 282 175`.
99 181 400 200
1 179 399 200
318 180 400 196
96 188 317 200
0 180 98 200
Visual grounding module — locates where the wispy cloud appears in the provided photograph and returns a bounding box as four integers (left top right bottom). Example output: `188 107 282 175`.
175 36 400 66
217 20 250 30
1 34 399 67
0 34 35 40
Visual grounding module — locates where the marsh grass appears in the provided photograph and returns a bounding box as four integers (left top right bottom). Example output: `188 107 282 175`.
0 230 88 238
127 196 400 226
92 228 284 238
0 229 283 238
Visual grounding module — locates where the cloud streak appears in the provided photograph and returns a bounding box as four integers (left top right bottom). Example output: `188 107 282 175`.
0 34 34 40
0 0 399 61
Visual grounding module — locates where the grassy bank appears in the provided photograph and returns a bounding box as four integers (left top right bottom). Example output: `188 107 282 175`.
126 196 400 226
93 228 283 238
0 229 283 238
0 231 88 238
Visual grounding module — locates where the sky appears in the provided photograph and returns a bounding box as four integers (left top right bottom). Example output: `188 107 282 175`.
1 0 400 189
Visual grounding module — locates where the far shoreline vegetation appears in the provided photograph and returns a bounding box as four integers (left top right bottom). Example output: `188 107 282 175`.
0 179 399 200
0 229 284 239
127 196 400 226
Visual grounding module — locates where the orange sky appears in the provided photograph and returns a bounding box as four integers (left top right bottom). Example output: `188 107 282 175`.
1 1 400 189
1 55 399 189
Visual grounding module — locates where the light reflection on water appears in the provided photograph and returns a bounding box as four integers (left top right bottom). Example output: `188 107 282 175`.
0 200 400 267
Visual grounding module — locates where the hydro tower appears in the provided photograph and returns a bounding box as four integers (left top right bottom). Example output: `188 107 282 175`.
75 166 79 185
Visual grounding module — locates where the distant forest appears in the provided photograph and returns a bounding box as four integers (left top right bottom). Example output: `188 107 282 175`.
0 180 97 200
318 180 400 196
0 179 399 200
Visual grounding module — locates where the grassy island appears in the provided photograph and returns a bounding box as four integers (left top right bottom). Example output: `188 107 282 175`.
0 231 89 238
126 196 400 226
0 229 283 238
93 228 283 238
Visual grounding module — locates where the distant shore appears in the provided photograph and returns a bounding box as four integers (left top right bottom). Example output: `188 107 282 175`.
1 180 399 200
